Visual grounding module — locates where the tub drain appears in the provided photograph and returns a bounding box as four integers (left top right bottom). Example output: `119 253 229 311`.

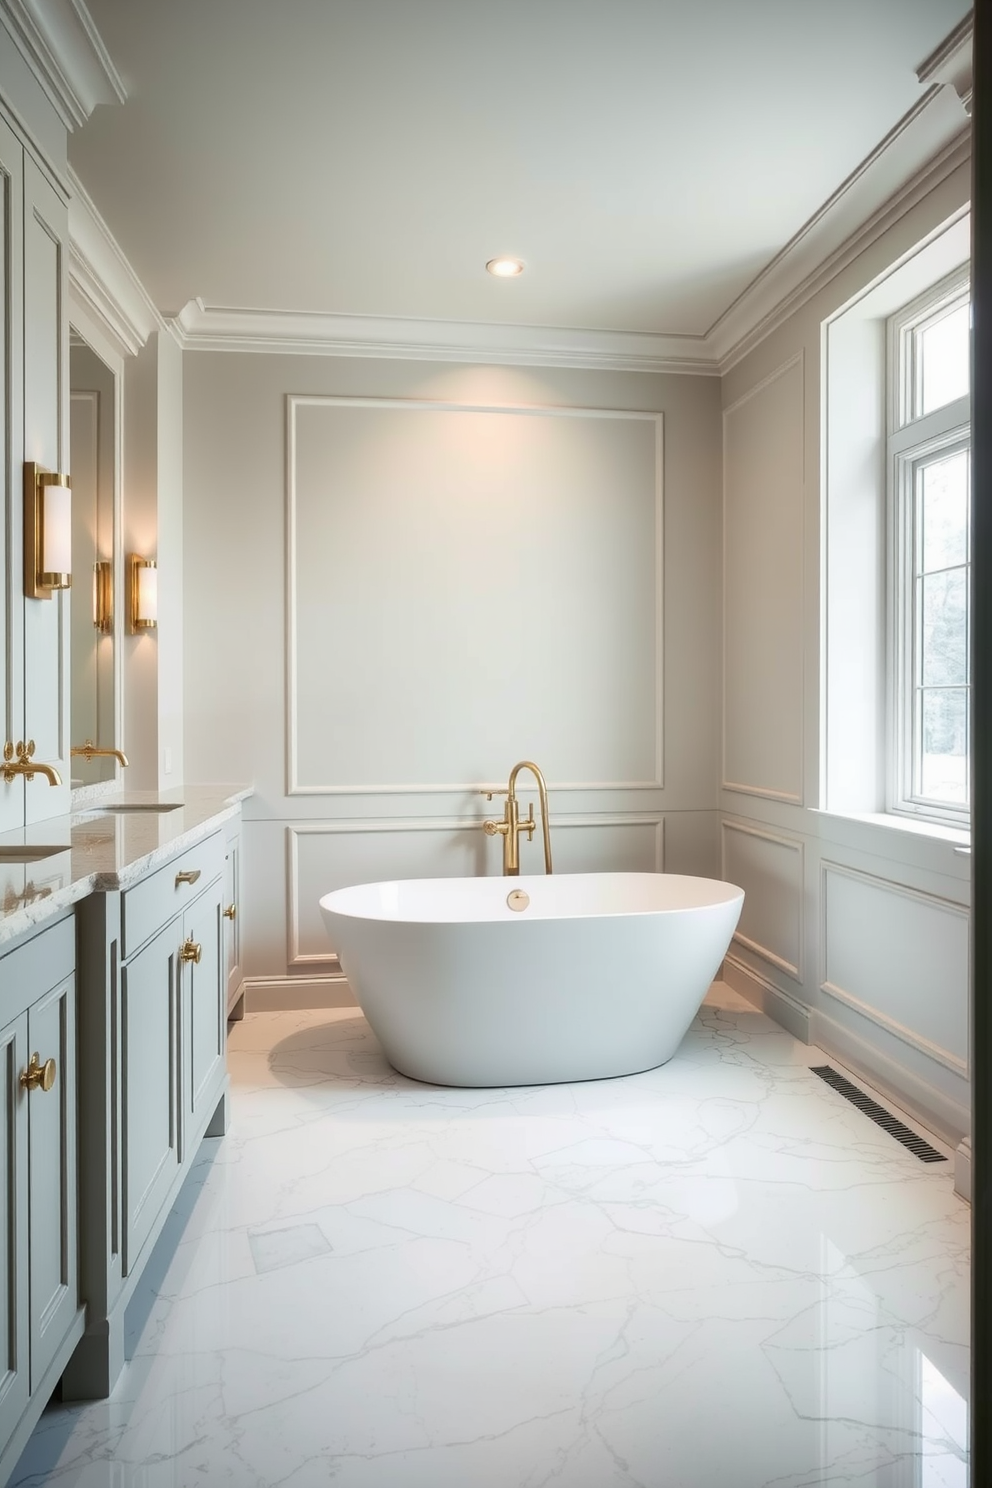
507 889 530 912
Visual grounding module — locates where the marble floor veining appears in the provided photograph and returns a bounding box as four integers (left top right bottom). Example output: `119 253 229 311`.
11 986 970 1487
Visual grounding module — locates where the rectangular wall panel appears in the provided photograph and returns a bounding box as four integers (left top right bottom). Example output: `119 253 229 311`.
290 816 664 965
288 397 663 793
722 819 803 979
723 356 804 802
821 862 968 1073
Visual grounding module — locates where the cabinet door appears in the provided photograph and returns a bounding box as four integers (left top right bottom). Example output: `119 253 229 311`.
26 975 77 1391
0 118 25 834
183 880 224 1137
0 1013 28 1446
223 835 242 1013
22 153 70 824
122 922 179 1275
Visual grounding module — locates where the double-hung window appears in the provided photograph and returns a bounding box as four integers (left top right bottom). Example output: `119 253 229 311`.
887 271 971 826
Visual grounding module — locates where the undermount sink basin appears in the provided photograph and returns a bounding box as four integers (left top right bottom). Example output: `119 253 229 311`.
0 845 69 862
94 803 184 814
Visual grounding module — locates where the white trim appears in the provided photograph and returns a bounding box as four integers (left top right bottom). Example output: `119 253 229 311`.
0 0 125 131
721 353 806 806
720 819 804 980
819 858 969 1075
810 1005 969 1147
286 813 666 967
285 394 665 797
710 117 971 372
916 14 973 116
172 298 716 376
243 974 357 1013
954 1137 971 1202
722 954 812 1044
67 166 165 356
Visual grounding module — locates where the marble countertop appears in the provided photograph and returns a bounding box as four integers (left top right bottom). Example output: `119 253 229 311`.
0 783 253 947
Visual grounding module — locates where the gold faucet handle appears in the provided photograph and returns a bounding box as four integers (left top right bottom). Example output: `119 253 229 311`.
524 803 535 840
479 787 509 802
483 819 508 837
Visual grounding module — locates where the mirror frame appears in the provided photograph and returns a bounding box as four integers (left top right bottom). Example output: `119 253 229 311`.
66 293 125 794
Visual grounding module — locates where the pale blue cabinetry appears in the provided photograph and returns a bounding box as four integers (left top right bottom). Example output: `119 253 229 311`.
64 829 230 1401
0 917 84 1486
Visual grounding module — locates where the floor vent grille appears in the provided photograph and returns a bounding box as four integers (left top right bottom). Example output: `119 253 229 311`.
809 1065 947 1163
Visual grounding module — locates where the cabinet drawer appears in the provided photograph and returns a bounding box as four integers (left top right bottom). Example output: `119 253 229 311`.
122 833 225 961
0 917 74 1022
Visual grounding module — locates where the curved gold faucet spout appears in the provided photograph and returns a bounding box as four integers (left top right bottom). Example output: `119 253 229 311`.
508 761 553 876
481 761 554 876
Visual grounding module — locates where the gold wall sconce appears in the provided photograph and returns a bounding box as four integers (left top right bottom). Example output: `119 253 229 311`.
24 463 72 599
127 554 157 632
94 560 113 633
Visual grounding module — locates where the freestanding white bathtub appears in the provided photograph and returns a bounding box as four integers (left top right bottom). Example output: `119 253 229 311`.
319 872 744 1087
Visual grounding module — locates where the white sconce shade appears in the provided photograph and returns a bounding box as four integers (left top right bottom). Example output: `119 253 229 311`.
128 554 157 632
24 464 72 598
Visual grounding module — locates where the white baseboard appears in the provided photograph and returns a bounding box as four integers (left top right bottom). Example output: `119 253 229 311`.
722 955 812 1043
954 1137 972 1203
811 1006 969 1150
243 974 358 1012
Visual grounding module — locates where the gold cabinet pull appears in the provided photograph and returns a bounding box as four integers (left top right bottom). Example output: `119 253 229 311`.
223 903 237 921
175 869 201 888
20 1053 56 1093
180 939 202 965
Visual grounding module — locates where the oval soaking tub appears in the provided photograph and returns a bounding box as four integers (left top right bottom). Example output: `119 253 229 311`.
319 872 744 1087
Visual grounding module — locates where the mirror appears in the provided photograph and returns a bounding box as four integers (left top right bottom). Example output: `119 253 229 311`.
69 329 122 788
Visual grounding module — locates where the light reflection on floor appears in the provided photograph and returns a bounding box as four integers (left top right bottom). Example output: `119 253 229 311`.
10 985 970 1487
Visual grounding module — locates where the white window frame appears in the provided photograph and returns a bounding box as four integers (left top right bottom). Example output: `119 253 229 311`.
886 268 971 828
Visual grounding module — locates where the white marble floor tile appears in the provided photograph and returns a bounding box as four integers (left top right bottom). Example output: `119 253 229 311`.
10 987 969 1487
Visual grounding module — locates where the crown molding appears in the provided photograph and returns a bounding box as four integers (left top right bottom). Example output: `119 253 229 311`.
0 0 125 130
67 165 165 355
160 17 974 381
709 86 972 371
168 300 719 376
917 12 973 116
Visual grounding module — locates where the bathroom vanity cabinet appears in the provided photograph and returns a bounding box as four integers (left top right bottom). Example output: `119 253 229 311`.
63 828 230 1401
0 915 84 1486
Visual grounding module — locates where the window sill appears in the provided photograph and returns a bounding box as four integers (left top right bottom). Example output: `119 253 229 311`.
811 808 970 852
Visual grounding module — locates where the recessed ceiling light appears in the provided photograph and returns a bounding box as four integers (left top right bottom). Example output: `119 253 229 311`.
486 257 525 278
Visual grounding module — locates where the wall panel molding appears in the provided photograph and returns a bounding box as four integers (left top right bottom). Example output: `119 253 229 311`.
722 354 805 806
721 819 804 979
287 814 665 967
819 859 969 1076
286 395 664 796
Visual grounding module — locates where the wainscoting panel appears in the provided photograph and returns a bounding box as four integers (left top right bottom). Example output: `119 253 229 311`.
289 815 664 966
820 862 969 1075
287 396 663 794
722 355 804 803
721 819 803 979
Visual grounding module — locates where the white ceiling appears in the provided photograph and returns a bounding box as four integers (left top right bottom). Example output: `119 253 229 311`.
68 0 971 338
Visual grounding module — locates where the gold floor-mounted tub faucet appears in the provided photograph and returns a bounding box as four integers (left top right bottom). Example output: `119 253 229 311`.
482 760 553 876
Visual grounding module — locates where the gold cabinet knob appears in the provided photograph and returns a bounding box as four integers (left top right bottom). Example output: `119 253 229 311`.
175 869 201 888
20 1053 56 1093
180 938 202 964
223 904 237 921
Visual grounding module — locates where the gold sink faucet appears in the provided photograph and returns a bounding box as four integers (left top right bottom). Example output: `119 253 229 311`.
71 740 129 767
2 741 61 787
482 760 553 875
